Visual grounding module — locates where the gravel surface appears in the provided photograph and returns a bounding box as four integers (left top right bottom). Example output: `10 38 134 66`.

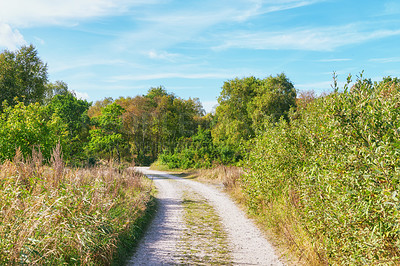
128 167 283 266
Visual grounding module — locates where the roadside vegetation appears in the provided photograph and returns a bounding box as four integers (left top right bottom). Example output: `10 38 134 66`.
0 146 154 264
2 44 399 265
243 75 400 264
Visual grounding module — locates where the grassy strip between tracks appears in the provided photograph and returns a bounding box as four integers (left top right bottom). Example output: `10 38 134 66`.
178 189 232 265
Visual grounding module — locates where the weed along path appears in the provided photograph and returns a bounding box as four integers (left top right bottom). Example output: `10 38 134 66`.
128 167 283 265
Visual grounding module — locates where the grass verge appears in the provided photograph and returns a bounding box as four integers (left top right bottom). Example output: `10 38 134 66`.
0 147 155 265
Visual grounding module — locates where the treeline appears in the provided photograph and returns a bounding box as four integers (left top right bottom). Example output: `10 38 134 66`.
0 45 297 167
159 74 297 168
88 88 206 165
0 46 206 165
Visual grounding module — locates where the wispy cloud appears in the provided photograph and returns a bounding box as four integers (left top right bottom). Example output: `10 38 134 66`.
113 0 325 52
296 81 333 90
202 100 218 113
109 72 235 82
369 57 400 63
318 58 352 62
214 23 400 51
254 0 326 17
383 1 400 15
0 23 26 50
50 58 139 73
146 50 182 62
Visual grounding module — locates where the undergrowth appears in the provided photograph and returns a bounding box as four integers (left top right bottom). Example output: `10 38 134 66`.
0 145 154 265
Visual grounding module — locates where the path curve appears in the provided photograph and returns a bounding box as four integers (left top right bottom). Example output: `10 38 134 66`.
128 167 283 266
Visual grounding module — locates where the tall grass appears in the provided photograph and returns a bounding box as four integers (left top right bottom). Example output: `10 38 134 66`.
0 146 154 265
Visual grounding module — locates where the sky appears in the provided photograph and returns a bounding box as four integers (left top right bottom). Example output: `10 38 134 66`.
1 0 400 112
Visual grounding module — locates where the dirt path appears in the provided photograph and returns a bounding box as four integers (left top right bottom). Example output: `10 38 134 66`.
128 167 283 265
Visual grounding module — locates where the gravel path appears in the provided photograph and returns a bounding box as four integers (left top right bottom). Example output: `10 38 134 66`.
128 167 283 266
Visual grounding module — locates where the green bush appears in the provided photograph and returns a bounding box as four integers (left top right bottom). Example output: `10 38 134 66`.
243 76 400 264
0 102 67 162
158 128 242 169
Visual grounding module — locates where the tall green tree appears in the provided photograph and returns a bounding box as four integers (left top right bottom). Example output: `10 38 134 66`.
212 74 297 146
0 45 48 108
212 76 259 145
88 103 128 162
248 73 297 129
48 89 91 162
44 81 69 104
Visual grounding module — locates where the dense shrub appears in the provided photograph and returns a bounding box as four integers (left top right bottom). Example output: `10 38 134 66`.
158 128 242 169
243 76 400 264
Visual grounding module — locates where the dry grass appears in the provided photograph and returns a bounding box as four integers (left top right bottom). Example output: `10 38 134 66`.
191 165 245 203
0 148 154 265
189 165 321 265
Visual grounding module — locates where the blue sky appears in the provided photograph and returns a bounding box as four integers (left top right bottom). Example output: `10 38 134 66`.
1 0 400 112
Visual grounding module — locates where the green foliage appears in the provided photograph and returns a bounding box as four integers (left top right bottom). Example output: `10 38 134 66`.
0 102 67 162
248 73 297 127
212 73 296 146
88 103 128 162
47 90 91 162
159 128 242 169
0 45 48 108
243 75 400 264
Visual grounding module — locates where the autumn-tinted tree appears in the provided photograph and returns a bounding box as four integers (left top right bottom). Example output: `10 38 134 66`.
111 87 205 164
87 97 113 118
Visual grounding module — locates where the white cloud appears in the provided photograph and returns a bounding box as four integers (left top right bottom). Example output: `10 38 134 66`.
384 1 400 15
296 81 333 90
147 50 181 62
33 36 46 45
73 90 90 100
202 100 218 113
50 58 133 73
214 24 400 51
0 23 26 50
